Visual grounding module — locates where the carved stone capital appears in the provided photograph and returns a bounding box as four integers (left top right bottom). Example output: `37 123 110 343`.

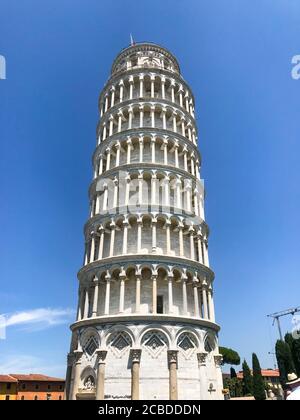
167 349 178 366
214 354 223 367
96 349 108 363
197 351 208 366
130 348 142 363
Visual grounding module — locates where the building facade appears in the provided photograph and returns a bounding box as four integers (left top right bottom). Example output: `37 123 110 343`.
66 42 223 400
0 374 64 400
0 375 18 400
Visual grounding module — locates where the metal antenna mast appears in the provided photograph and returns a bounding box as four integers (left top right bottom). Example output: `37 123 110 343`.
267 307 300 340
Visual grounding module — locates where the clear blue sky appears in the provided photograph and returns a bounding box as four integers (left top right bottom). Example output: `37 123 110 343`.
1 0 300 376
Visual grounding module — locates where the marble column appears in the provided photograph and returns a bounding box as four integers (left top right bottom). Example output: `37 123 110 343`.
131 349 142 400
70 350 83 400
197 352 208 400
168 350 178 400
65 352 75 400
104 273 111 315
135 275 141 313
96 349 108 400
92 277 99 317
152 275 157 314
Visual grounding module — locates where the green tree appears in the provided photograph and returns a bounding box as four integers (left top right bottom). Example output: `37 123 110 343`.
219 347 240 365
223 377 243 398
275 339 295 384
252 353 266 400
242 359 253 396
285 333 300 377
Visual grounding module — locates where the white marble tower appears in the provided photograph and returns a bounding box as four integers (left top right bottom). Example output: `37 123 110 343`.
65 42 223 400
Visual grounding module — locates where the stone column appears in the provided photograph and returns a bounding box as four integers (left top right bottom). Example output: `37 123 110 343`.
171 80 175 103
151 217 157 253
83 289 89 319
162 107 167 130
119 273 126 313
174 142 179 167
98 227 104 260
163 137 168 164
208 285 215 322
151 135 156 162
106 147 111 170
176 177 182 208
128 107 133 129
135 275 141 313
165 219 171 255
92 277 99 317
139 74 144 97
193 277 200 318
70 350 83 400
168 350 178 400
65 352 75 400
168 275 173 314
151 105 155 128
96 349 108 400
152 275 157 314
138 173 143 206
189 226 195 260
194 190 199 216
115 141 121 167
131 349 142 400
117 111 123 132
119 79 124 103
98 154 103 176
111 86 115 107
178 223 184 257
214 354 224 400
113 177 118 208
137 218 142 252
139 135 144 162
182 276 188 315
109 115 114 136
181 117 186 137
164 175 170 208
109 221 115 257
197 352 208 400
183 147 188 172
172 112 177 133
104 273 111 315
125 173 130 206
139 104 144 127
89 233 95 263
196 232 203 264
127 137 132 164
151 172 157 205
201 279 208 319
161 76 166 99
129 77 134 100
150 75 155 98
104 93 109 112
122 219 129 254
102 123 107 141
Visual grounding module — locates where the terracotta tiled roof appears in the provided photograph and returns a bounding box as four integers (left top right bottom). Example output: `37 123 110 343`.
0 374 18 383
9 374 65 382
237 369 280 379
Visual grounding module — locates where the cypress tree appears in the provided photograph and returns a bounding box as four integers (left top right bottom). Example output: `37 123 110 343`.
285 333 300 377
252 353 266 400
242 359 253 396
275 339 295 384
230 367 237 378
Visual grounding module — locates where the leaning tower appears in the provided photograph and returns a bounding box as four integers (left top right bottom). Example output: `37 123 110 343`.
65 42 223 400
